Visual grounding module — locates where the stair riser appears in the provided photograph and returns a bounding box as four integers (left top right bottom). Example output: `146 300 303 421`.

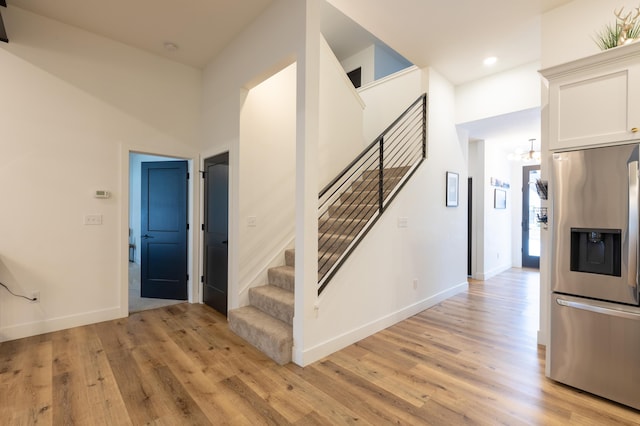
318 236 353 253
285 249 295 267
328 204 378 219
340 189 392 204
351 176 403 193
249 288 294 326
360 166 410 180
228 309 292 365
268 268 294 292
319 218 367 234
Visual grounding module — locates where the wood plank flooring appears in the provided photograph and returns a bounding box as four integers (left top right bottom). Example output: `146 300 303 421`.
2 268 640 424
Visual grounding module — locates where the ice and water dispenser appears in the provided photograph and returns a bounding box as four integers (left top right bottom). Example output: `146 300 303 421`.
570 228 621 276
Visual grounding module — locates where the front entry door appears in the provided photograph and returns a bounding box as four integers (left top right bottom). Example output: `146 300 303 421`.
203 153 229 315
522 165 541 269
141 161 188 299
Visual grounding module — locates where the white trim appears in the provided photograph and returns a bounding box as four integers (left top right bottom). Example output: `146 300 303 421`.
475 263 512 281
358 65 419 92
295 281 468 366
0 306 122 342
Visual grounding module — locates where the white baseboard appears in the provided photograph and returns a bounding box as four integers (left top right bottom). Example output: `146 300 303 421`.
294 281 468 366
0 306 124 342
476 263 512 281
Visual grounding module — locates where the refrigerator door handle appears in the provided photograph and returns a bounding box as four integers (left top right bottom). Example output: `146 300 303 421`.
556 297 640 321
629 159 639 295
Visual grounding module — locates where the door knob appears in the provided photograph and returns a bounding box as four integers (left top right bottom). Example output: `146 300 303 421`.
632 127 639 133
142 234 154 239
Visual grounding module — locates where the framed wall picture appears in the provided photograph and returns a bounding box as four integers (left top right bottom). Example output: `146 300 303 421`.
446 171 459 207
494 189 506 209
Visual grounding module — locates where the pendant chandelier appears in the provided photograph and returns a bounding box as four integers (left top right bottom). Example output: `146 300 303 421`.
508 138 540 162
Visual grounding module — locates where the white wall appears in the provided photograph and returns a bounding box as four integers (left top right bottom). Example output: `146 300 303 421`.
318 36 366 188
238 63 297 298
201 0 308 316
300 67 469 364
358 66 423 143
468 139 484 278
542 0 640 69
481 142 513 279
456 61 542 124
0 6 201 341
374 44 412 80
510 161 524 268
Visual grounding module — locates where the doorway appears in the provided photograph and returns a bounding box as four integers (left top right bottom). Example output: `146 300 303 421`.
140 160 189 299
522 165 541 269
128 153 188 313
202 152 229 315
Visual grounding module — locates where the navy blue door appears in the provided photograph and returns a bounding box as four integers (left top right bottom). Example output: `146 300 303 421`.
141 161 188 300
203 153 229 314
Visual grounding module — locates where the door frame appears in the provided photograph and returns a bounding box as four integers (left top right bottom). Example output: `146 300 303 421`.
120 147 198 317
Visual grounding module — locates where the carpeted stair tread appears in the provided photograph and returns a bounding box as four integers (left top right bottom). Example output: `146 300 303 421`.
268 265 295 292
328 203 378 218
249 285 294 325
319 217 368 233
228 306 292 365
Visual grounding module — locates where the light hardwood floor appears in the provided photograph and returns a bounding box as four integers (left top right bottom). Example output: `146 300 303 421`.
2 268 640 425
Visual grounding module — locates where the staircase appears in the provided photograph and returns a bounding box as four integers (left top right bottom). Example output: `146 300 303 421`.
228 166 413 365
228 94 427 365
228 250 295 365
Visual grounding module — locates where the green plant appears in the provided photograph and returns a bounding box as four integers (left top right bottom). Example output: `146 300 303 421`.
594 6 640 50
594 21 640 50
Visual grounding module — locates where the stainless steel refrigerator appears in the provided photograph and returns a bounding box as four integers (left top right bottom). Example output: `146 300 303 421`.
550 142 640 410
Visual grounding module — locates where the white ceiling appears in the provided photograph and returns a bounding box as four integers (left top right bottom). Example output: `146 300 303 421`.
6 0 274 69
7 0 572 84
326 0 574 85
5 0 572 143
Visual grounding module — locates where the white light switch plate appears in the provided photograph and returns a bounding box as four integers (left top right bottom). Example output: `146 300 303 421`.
84 214 102 225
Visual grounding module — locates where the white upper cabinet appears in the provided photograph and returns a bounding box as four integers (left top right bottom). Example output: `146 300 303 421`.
541 42 640 151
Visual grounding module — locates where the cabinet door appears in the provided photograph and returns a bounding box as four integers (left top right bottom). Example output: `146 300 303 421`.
549 65 640 151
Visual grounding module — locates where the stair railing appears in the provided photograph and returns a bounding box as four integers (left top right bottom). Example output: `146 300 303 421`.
317 93 427 294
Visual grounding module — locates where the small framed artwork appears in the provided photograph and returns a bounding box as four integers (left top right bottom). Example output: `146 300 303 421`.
446 171 459 207
494 189 506 209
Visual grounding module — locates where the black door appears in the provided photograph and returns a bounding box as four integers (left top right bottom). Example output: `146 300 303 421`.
203 153 229 315
522 165 541 269
141 161 188 299
467 177 472 276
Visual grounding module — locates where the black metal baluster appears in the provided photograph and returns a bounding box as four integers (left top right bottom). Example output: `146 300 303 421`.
379 136 384 214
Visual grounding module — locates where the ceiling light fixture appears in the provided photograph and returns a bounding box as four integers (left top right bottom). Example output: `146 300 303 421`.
508 138 540 162
163 42 179 51
483 56 497 66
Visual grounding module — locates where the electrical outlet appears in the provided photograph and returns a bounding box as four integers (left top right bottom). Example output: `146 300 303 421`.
31 291 40 303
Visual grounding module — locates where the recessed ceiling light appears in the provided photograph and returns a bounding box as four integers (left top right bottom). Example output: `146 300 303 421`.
483 56 497 66
163 42 179 51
